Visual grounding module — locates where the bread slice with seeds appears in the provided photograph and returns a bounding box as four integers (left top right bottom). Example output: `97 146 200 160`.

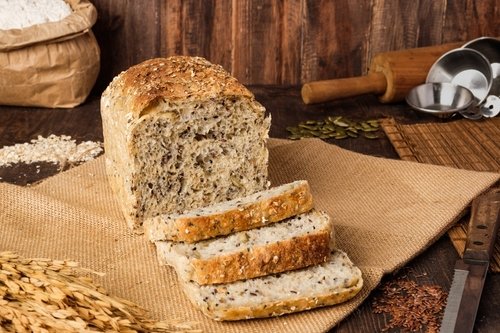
144 180 313 243
154 210 333 285
181 249 363 321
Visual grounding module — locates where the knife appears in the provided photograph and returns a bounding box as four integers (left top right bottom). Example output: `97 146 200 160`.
440 188 500 333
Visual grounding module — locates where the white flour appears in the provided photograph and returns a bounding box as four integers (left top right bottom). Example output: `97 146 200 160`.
0 0 72 30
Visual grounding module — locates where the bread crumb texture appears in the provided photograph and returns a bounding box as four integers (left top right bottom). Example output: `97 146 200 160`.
153 210 332 285
144 180 313 243
185 250 363 320
172 210 330 259
101 56 270 227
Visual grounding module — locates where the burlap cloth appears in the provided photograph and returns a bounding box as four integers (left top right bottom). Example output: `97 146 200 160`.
1 138 498 332
380 117 500 272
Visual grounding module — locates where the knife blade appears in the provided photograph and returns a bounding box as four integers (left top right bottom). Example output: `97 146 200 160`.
440 188 500 333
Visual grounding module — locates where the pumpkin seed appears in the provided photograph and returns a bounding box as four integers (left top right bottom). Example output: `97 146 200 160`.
310 130 322 137
363 132 379 139
327 116 341 123
285 117 380 141
298 124 317 131
360 122 372 129
333 118 349 127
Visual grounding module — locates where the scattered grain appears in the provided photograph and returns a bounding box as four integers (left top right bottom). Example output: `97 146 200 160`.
372 277 447 333
0 135 103 168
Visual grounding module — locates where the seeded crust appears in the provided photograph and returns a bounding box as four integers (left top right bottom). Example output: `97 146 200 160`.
155 210 333 285
103 56 255 118
100 56 270 229
181 250 363 321
192 232 330 285
144 180 314 243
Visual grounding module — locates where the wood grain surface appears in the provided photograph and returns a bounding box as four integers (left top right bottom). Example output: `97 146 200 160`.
89 0 498 89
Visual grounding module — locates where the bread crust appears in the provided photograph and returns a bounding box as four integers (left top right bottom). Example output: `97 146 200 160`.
147 180 314 243
204 276 363 321
191 230 331 285
102 56 255 119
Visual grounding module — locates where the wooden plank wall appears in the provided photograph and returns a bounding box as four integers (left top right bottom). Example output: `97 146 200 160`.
90 0 499 92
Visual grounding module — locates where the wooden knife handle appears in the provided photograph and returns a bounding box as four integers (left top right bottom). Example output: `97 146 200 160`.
463 188 500 263
301 72 387 104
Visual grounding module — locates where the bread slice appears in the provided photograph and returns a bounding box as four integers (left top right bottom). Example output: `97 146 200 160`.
180 249 363 321
154 210 333 285
144 180 314 243
100 56 271 229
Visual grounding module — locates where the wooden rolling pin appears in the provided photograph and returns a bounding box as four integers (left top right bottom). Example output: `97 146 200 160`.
301 42 463 104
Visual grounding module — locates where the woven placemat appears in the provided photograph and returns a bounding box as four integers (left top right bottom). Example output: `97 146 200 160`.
380 117 500 272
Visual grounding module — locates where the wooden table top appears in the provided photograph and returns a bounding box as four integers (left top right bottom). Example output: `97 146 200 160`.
0 86 498 333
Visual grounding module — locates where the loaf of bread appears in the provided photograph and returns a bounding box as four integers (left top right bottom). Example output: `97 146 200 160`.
100 56 271 229
144 180 314 243
154 210 333 285
181 249 363 321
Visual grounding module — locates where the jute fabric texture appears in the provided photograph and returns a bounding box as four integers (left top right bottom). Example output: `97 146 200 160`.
1 138 498 332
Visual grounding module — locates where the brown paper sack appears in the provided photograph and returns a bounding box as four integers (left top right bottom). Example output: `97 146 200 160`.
0 0 100 108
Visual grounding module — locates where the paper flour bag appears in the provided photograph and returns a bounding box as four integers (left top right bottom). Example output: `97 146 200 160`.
0 0 100 108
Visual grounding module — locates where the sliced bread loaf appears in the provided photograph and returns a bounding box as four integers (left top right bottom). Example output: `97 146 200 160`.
100 56 271 229
154 210 333 285
144 180 314 243
181 249 363 321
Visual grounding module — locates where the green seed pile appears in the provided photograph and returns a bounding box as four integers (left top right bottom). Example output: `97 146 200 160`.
0 251 199 333
286 116 381 140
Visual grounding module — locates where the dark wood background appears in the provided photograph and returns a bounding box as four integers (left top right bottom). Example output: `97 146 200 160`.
90 0 499 93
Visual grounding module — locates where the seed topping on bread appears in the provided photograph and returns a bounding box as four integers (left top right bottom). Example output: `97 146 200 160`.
108 56 254 114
